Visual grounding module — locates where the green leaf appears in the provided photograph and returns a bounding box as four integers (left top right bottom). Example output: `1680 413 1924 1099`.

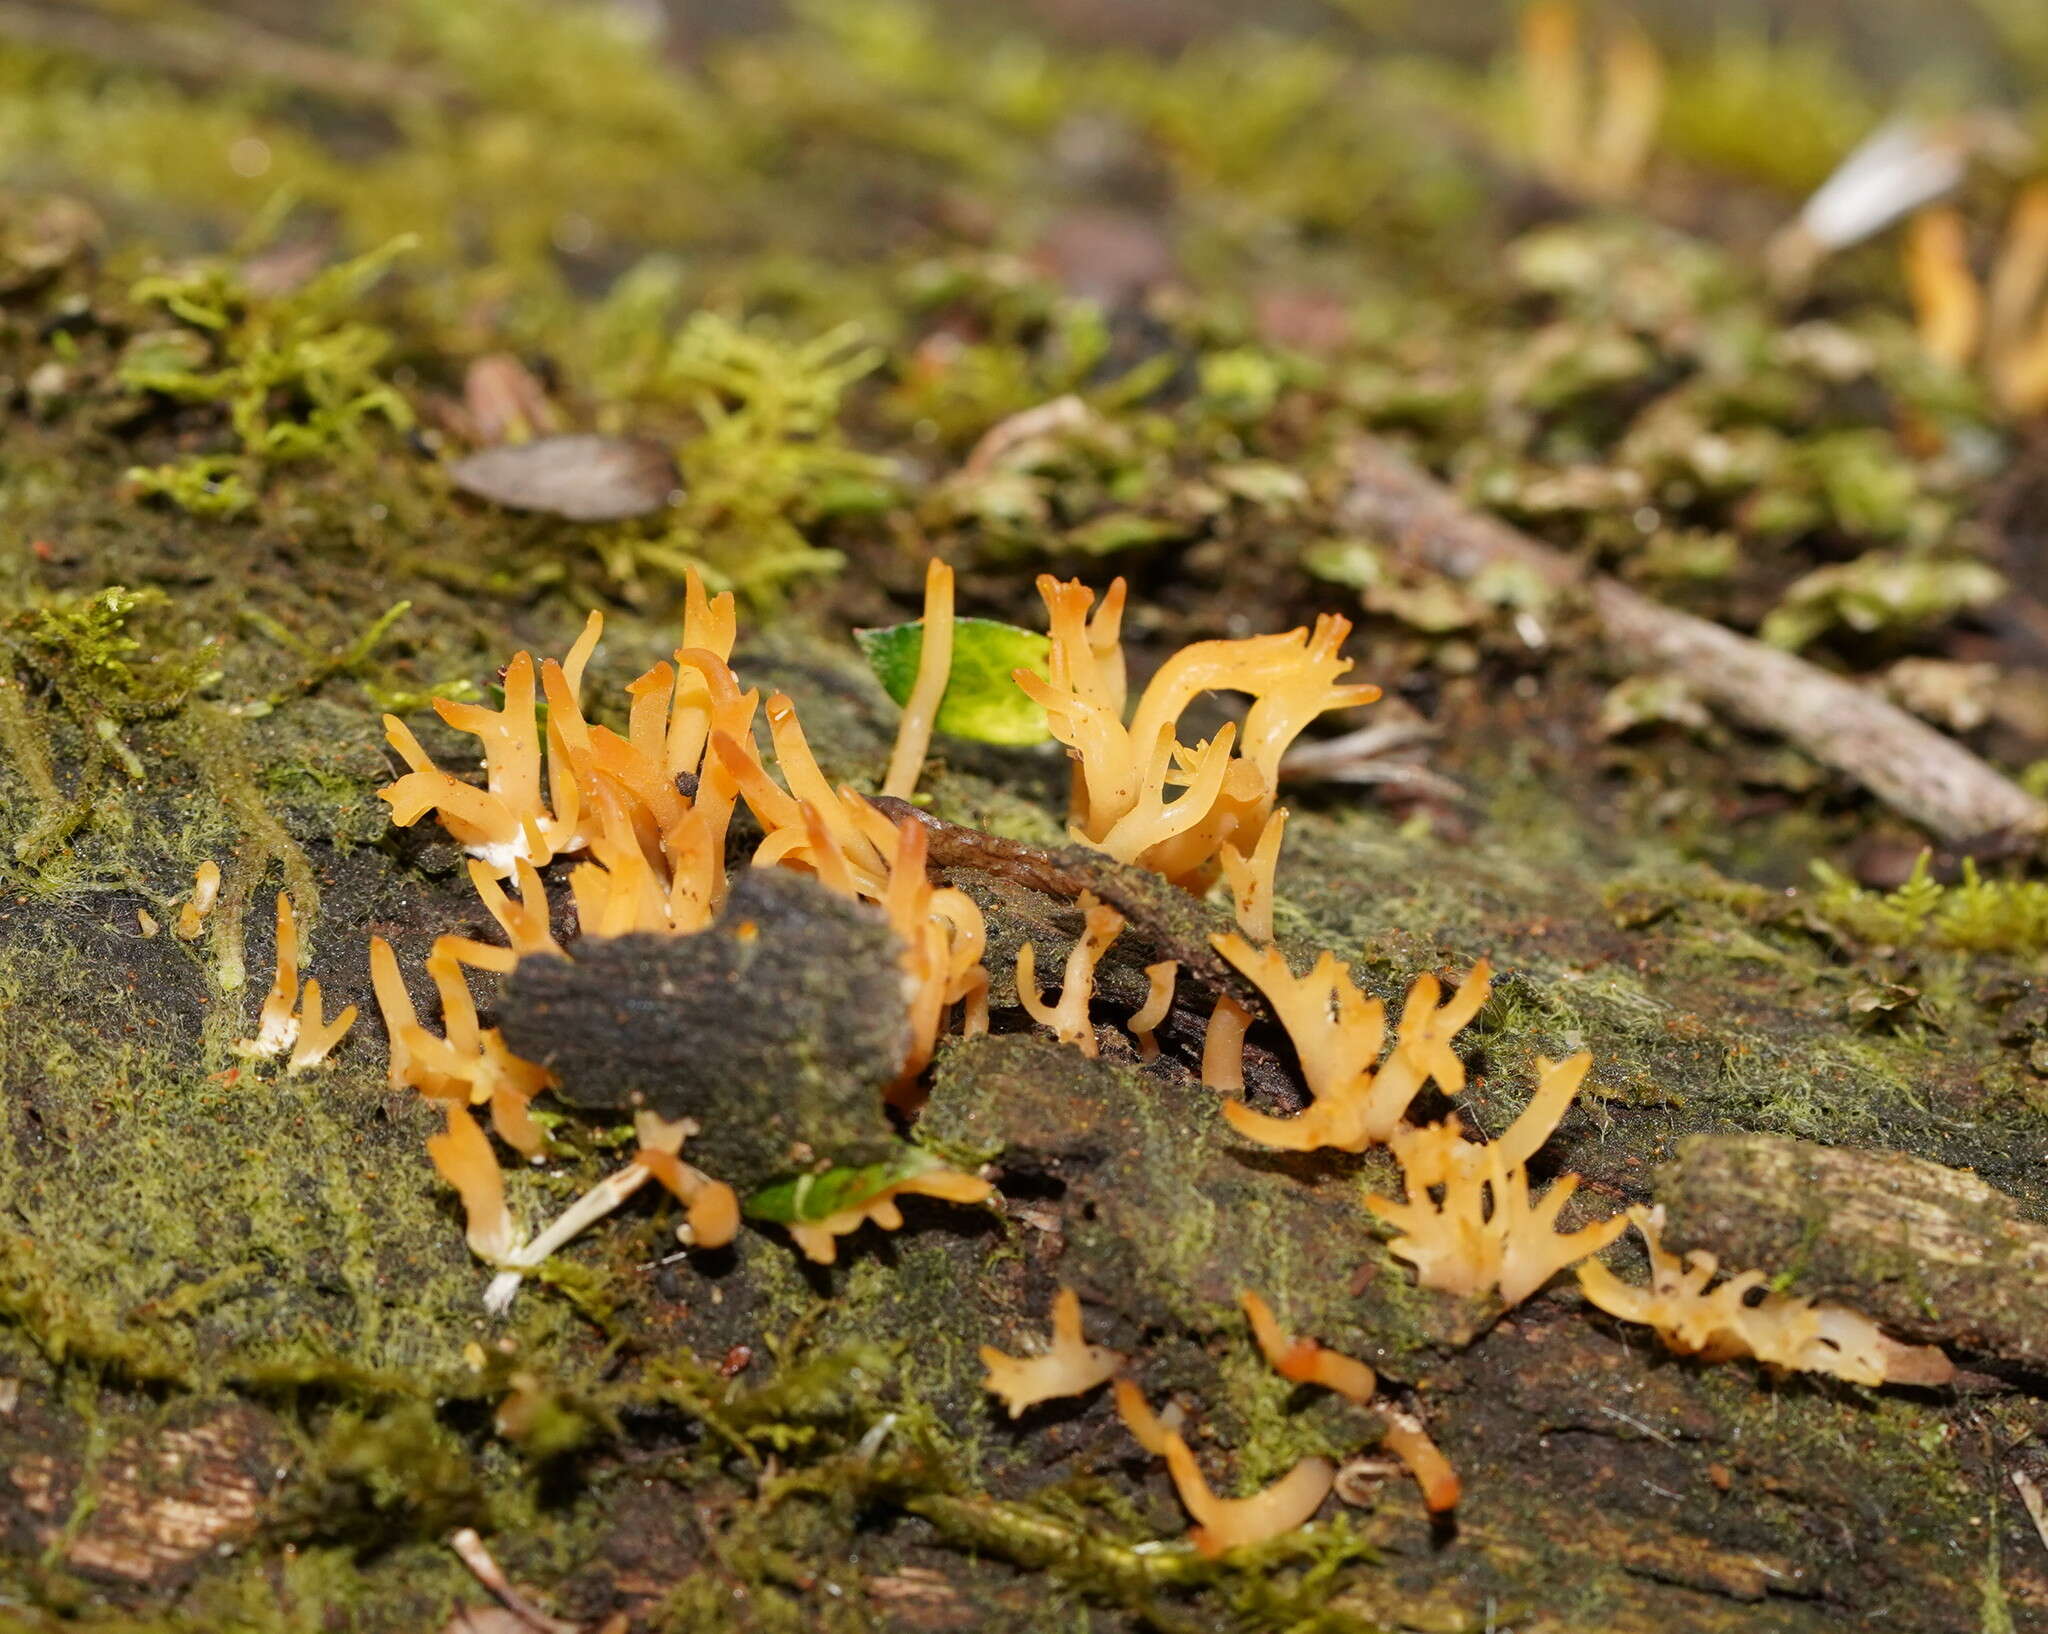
857 615 1051 746
744 1146 953 1225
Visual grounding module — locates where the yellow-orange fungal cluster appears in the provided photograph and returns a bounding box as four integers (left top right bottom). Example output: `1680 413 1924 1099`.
374 568 995 1285
1212 937 1493 1154
1367 1054 1629 1307
235 891 358 1072
1577 1206 1954 1387
1208 942 1624 1308
1016 576 1377 891
1518 0 1664 205
1905 184 2048 416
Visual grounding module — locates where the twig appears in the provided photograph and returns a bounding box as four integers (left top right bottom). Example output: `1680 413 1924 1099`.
1340 438 2048 850
0 1 447 107
448 1528 581 1634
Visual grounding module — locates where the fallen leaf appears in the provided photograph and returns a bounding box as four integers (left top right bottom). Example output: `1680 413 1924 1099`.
448 434 676 522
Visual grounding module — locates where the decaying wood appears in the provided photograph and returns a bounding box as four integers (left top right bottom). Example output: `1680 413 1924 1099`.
867 793 1265 1013
6 1404 284 1588
1656 1132 2048 1372
1341 438 2048 849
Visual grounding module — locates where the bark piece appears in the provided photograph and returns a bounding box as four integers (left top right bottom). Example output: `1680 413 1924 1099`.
7 1403 286 1589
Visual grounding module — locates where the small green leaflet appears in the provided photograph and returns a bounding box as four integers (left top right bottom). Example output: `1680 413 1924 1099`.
857 615 1052 747
745 1146 955 1225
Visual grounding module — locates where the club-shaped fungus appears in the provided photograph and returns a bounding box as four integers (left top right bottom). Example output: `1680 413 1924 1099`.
1238 1292 1461 1513
881 556 954 800
1127 959 1178 1061
1577 1206 1954 1387
979 1286 1125 1417
1016 575 1377 889
174 859 221 940
1218 807 1286 943
1113 1378 1336 1559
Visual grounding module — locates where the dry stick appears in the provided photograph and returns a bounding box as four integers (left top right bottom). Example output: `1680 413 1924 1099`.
0 1 448 106
1340 438 2048 850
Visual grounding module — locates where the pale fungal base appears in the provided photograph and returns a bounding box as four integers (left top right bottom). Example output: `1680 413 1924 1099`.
978 1286 1124 1417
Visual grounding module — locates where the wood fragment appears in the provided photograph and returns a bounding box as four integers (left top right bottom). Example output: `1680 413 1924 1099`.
1340 439 2048 848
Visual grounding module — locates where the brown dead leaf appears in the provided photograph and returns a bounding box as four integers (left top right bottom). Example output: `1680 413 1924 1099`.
448 434 677 522
464 353 561 446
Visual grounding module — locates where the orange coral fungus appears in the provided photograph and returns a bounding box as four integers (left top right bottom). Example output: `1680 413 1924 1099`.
1380 1408 1462 1513
1239 1291 1377 1404
236 892 358 1071
1016 576 1376 889
877 815 990 1096
1016 891 1124 1057
979 1286 1125 1417
1113 1379 1335 1558
427 1102 520 1263
1212 937 1492 1154
1127 959 1178 1061
1367 1053 1626 1307
1577 1206 1954 1387
1201 994 1252 1093
881 557 955 800
379 569 748 883
379 573 997 1296
369 936 554 1157
174 859 220 940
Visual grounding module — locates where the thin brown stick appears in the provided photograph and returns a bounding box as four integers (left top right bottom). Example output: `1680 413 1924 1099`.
448 1528 580 1634
0 1 447 107
1340 438 2048 849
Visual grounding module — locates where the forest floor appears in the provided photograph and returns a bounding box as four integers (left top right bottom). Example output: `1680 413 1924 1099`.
2 2 2048 1631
